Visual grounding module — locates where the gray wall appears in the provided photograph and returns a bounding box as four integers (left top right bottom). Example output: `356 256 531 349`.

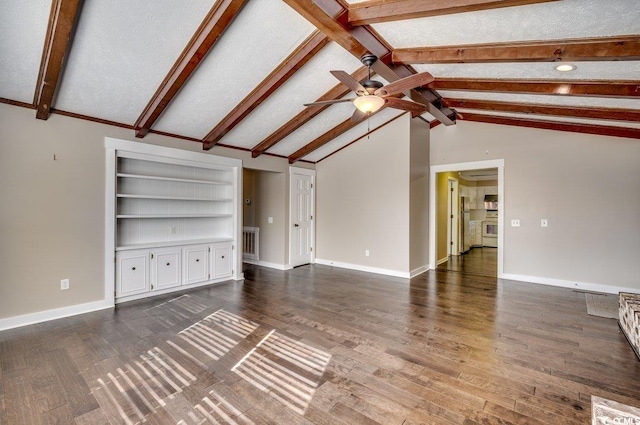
0 103 305 320
431 121 640 290
316 114 412 273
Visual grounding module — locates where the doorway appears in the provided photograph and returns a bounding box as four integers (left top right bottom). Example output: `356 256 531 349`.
430 160 504 278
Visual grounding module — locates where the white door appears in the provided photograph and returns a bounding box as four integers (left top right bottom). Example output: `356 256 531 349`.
290 168 315 267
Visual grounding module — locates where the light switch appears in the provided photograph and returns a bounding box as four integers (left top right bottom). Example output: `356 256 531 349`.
268 217 273 224
541 219 548 227
511 219 520 227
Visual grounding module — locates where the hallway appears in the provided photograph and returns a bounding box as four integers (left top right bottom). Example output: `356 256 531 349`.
437 247 497 278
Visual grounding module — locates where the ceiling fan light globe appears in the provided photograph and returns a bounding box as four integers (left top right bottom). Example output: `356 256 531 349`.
353 95 385 113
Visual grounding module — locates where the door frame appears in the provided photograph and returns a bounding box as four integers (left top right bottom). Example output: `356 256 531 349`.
288 167 316 267
429 159 505 277
447 178 459 256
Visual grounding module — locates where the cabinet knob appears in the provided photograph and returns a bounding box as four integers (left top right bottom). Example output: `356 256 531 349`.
196 259 199 262
294 223 299 227
221 255 224 259
166 262 170 266
132 267 136 271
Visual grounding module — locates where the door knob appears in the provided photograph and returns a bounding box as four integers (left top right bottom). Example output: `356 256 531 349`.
294 224 299 227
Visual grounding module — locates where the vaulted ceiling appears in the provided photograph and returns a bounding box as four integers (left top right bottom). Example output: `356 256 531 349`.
2 0 639 164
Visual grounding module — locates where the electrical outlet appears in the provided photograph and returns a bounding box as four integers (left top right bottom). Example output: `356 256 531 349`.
511 219 520 227
365 250 370 257
268 217 273 224
541 219 548 227
170 226 177 234
61 279 70 290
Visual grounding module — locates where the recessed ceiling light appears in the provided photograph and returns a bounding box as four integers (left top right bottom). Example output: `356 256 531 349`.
555 64 576 72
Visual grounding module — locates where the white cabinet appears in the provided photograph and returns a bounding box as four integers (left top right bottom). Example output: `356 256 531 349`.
116 251 149 297
468 221 483 247
108 143 242 303
485 186 498 195
212 242 233 279
151 248 181 290
184 244 210 285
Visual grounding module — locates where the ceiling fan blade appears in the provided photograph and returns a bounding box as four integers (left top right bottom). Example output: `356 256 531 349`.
374 72 435 96
384 97 427 116
304 98 354 107
350 107 368 122
330 70 367 95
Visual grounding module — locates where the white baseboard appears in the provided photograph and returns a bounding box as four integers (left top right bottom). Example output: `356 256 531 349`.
0 299 113 332
314 258 410 279
437 257 448 266
500 273 639 295
243 260 290 271
410 265 430 278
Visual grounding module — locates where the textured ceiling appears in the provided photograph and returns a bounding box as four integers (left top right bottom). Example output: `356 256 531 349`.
0 0 50 103
153 0 315 139
372 0 640 47
55 0 216 124
437 91 640 110
217 42 362 149
2 0 639 163
455 108 640 129
415 62 640 81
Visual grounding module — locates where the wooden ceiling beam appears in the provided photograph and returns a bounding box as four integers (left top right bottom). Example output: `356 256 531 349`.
393 36 640 64
429 78 640 98
283 0 456 125
202 31 329 150
34 0 83 120
134 0 248 138
347 0 558 26
460 112 640 140
250 66 369 158
443 98 640 122
287 112 373 164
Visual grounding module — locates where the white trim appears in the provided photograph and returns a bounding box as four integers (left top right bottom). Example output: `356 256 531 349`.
315 258 410 279
243 260 292 270
437 257 449 266
501 273 636 295
105 148 116 305
410 265 430 278
0 300 112 332
104 137 242 168
289 167 316 267
429 159 505 278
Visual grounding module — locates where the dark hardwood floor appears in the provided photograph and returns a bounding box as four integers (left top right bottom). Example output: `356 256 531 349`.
437 247 497 278
1 264 639 424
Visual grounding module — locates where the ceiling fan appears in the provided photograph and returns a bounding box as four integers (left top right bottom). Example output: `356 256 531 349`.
304 53 435 121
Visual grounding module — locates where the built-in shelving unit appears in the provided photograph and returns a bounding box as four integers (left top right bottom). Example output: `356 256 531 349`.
105 138 243 304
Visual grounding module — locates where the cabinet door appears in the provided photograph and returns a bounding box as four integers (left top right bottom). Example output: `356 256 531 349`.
183 245 209 285
116 251 149 297
485 186 498 195
212 243 232 279
151 249 181 290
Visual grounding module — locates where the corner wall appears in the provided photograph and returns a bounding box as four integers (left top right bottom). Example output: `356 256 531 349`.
316 114 411 274
431 121 640 291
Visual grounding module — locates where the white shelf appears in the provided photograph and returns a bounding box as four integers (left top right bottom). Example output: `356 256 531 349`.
116 237 234 251
116 194 233 202
116 214 233 219
117 173 231 186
